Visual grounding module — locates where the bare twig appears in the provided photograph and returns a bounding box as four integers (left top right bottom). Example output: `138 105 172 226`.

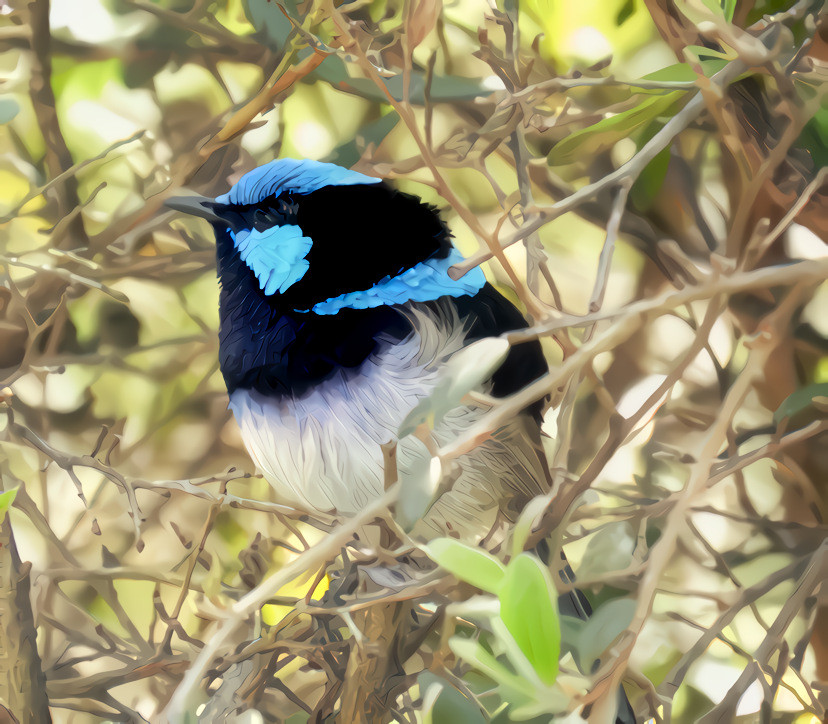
163 485 400 721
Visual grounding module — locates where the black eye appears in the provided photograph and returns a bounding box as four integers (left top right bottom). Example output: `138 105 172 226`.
252 208 275 232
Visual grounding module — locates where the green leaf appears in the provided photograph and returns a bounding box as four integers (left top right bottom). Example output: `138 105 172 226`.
448 636 534 698
420 672 487 724
325 112 399 169
0 488 17 523
773 383 828 428
796 107 828 168
398 437 441 531
498 554 560 684
424 538 505 593
314 58 490 104
548 92 682 166
510 495 550 559
398 337 510 437
578 522 635 580
700 0 736 20
684 45 731 62
559 614 587 658
573 598 635 671
242 0 491 108
630 144 670 211
616 0 635 24
242 0 297 47
722 0 737 21
640 59 728 85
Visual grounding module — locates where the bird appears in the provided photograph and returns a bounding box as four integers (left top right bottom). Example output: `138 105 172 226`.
166 158 635 723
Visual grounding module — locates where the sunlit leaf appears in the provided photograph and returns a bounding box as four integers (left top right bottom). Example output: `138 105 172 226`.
522 0 655 69
424 538 506 592
548 92 682 165
498 554 560 684
0 488 18 523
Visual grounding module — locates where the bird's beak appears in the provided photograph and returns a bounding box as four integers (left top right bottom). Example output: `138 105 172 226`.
165 194 225 224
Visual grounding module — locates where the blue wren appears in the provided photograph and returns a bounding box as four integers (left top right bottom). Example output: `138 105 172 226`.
167 159 635 723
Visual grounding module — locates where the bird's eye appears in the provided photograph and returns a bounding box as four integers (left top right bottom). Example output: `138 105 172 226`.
252 208 275 232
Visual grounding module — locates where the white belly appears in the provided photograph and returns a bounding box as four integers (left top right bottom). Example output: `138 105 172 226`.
228 309 548 537
229 333 443 515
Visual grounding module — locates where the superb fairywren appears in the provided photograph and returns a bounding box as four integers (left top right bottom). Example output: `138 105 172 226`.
167 159 636 723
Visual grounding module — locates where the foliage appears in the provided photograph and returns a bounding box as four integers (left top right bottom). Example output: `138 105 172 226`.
0 0 827 721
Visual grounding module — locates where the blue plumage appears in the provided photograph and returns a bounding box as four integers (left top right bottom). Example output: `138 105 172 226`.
215 158 380 206
216 158 481 313
308 248 485 315
166 159 539 399
167 159 533 396
231 224 313 296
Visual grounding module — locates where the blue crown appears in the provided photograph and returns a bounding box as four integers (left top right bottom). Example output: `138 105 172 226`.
215 158 486 310
215 158 381 207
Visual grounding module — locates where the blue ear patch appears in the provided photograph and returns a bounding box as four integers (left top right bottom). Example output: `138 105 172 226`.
308 248 486 314
216 158 381 207
232 224 313 296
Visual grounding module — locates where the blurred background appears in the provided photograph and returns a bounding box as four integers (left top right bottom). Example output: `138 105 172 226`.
0 0 826 721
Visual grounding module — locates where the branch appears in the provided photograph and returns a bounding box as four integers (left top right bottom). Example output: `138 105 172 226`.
162 484 400 721
449 26 781 279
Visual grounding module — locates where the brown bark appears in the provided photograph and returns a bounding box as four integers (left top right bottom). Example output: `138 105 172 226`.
0 516 50 723
338 602 414 724
27 0 88 251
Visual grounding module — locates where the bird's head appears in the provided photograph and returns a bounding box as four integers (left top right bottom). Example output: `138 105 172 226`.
166 158 485 315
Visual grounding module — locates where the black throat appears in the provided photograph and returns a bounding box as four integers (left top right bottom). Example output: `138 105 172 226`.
215 223 412 397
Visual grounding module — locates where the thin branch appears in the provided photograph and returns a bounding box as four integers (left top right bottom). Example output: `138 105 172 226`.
450 30 779 279
162 484 400 721
698 542 828 723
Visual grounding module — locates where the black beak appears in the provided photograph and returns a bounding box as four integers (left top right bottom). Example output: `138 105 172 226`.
165 194 226 224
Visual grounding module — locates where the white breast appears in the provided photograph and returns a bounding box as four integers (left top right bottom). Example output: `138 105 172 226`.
228 306 548 538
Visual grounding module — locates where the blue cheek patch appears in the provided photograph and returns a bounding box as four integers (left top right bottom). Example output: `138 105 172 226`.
308 248 486 315
232 224 313 296
216 158 381 207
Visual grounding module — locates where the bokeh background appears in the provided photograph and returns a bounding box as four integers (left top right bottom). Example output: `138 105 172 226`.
0 0 826 721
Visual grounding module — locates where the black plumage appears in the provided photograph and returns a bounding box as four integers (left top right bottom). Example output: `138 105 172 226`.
213 183 546 400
